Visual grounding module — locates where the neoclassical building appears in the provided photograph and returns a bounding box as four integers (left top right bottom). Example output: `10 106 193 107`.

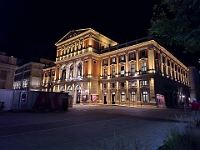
42 28 189 107
13 58 54 91
0 51 18 89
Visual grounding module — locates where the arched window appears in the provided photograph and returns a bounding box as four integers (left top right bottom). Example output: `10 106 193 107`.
77 62 82 77
61 66 66 80
69 64 73 79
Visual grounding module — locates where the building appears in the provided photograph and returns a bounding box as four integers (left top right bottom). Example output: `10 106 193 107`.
0 51 18 89
13 57 54 91
188 66 200 100
42 28 189 108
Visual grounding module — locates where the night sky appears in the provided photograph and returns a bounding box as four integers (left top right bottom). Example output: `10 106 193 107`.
0 0 199 67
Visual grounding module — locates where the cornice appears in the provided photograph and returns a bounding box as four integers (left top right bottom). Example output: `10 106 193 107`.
55 52 101 64
150 40 188 71
55 28 118 47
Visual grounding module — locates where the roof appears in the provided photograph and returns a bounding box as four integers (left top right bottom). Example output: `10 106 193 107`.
55 28 91 45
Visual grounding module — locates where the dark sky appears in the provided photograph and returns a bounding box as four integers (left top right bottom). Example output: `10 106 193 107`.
0 0 198 67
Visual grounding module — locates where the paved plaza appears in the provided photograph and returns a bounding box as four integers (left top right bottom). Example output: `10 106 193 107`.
0 105 193 150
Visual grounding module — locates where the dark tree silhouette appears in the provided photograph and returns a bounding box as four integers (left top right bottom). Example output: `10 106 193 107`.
148 0 200 53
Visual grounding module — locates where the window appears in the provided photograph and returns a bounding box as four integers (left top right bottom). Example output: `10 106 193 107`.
77 62 82 77
163 65 166 75
103 84 107 88
131 91 136 102
171 63 174 68
120 55 125 61
162 56 165 63
140 50 146 57
111 83 115 88
112 67 115 76
121 82 125 88
52 71 55 76
141 61 147 72
121 92 125 102
112 57 116 63
167 60 170 66
130 64 135 73
104 68 107 77
103 59 108 65
155 60 159 72
121 66 125 75
142 91 148 102
129 53 135 60
140 80 149 86
69 65 73 78
130 81 137 87
155 52 158 59
62 67 66 79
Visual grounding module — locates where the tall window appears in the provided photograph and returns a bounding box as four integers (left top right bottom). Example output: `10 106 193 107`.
103 60 108 66
140 50 146 57
155 60 159 72
104 68 107 77
129 53 135 60
77 62 82 77
112 57 116 63
121 82 125 88
62 66 66 79
140 80 149 86
130 81 137 87
111 83 115 88
141 62 147 72
142 91 148 102
120 55 125 61
112 67 115 76
121 92 125 102
131 91 136 102
121 66 125 75
69 65 73 79
130 64 135 74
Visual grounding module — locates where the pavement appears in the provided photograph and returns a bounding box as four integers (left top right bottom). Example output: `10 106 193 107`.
0 105 194 150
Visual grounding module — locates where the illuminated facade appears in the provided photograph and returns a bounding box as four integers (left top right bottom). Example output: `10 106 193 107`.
43 28 189 107
13 58 54 91
0 52 17 89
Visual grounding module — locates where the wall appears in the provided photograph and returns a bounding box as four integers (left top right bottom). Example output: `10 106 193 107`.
0 89 72 111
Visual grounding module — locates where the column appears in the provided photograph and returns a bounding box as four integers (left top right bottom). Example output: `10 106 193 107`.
136 79 140 102
116 55 119 77
136 51 139 73
88 57 92 77
125 53 128 76
126 80 129 105
108 57 110 78
100 59 102 76
149 78 155 103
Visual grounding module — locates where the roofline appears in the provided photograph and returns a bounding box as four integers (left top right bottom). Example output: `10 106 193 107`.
55 28 118 46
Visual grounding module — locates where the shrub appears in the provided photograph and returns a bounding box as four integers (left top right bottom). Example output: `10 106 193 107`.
158 124 200 150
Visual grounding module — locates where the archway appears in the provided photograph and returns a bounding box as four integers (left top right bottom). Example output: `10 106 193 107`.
74 85 81 104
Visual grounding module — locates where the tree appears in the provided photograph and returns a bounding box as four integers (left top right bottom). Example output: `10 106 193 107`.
148 0 200 53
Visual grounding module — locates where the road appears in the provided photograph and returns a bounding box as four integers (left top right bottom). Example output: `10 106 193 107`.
0 105 192 150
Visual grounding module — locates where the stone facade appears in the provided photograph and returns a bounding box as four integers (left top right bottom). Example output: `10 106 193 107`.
13 58 54 91
42 28 189 108
0 52 17 89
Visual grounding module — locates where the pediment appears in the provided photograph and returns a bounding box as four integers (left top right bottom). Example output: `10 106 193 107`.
55 28 91 45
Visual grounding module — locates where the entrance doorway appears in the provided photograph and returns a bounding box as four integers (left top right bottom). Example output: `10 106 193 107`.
112 93 115 104
104 95 107 104
74 85 81 104
76 89 81 104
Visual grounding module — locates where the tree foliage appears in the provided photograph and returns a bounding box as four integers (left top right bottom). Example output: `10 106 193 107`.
148 0 200 53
